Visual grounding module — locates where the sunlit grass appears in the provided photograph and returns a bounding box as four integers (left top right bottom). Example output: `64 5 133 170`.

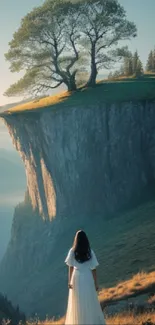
27 312 155 324
148 295 155 305
106 312 155 325
4 91 70 114
99 271 155 305
27 317 64 325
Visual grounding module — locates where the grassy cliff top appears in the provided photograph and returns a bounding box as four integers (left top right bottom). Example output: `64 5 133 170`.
1 77 155 116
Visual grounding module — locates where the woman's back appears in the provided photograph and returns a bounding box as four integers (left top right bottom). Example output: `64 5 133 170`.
65 248 99 272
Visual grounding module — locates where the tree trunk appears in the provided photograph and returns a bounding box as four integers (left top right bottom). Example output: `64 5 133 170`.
87 43 97 87
87 65 97 87
66 74 77 92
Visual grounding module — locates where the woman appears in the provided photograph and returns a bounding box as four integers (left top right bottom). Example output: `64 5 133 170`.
65 230 105 325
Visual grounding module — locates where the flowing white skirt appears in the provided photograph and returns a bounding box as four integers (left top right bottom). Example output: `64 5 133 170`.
65 268 105 325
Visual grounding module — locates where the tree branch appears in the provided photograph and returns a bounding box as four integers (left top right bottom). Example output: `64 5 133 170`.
38 81 63 89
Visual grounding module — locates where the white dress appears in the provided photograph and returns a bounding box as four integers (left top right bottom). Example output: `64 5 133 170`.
65 248 106 325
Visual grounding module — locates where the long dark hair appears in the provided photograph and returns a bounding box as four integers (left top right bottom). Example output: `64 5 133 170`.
72 230 91 263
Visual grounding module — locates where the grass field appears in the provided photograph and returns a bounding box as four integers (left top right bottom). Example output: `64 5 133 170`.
1 77 155 116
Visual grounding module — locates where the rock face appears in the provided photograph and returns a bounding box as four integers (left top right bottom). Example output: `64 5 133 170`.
0 99 155 317
3 100 155 220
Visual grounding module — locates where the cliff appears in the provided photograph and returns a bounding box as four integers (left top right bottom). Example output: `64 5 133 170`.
1 83 155 317
2 96 155 220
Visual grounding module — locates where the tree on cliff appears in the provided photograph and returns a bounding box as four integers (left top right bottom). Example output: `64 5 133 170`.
132 51 143 76
146 49 155 72
120 51 143 77
4 0 137 96
123 52 133 76
4 0 84 96
78 0 137 86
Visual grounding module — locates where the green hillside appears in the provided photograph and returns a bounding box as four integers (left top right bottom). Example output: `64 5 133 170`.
88 199 155 289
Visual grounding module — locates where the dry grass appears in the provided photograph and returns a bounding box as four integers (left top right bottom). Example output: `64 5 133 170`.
99 271 155 305
106 312 155 325
148 295 155 305
2 91 70 114
27 318 64 325
27 312 155 325
145 71 155 75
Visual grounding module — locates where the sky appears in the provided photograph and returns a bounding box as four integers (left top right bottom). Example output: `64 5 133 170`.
0 0 155 149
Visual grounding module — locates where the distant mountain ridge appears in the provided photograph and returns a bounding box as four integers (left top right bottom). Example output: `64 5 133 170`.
0 149 26 262
0 148 22 163
0 98 33 113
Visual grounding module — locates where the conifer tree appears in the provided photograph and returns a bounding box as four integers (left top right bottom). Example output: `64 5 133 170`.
125 55 133 76
146 50 154 71
136 59 143 76
133 51 143 76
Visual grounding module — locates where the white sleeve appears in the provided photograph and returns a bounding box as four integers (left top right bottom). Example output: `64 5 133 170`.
65 248 74 267
90 250 99 270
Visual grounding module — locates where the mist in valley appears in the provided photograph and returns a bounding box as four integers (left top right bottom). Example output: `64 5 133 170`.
0 120 26 261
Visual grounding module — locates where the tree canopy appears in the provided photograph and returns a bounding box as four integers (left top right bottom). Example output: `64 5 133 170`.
4 0 137 97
